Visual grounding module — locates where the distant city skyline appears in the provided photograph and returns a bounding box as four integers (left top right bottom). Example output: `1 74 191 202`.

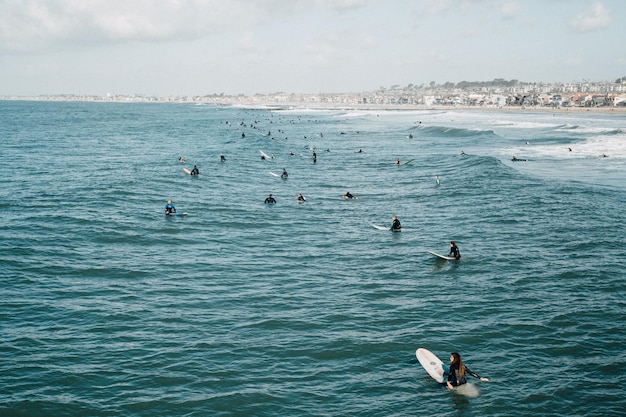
1 0 624 97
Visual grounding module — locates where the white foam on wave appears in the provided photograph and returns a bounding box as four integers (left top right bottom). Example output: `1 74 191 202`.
506 132 626 159
495 120 562 130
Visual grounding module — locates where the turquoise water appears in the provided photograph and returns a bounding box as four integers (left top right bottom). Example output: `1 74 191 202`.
1 101 625 416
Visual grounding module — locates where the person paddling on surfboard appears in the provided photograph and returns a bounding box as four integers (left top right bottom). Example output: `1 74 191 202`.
164 199 176 215
448 241 461 259
445 352 488 389
343 191 355 199
391 215 401 232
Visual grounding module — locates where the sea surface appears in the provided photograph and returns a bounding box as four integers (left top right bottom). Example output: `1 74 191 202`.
1 101 625 416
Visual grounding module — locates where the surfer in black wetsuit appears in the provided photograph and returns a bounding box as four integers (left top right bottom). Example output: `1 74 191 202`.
281 169 288 179
445 352 488 389
297 193 306 203
511 156 526 161
391 215 401 232
448 241 461 259
190 165 199 175
220 154 226 162
343 192 355 199
264 194 276 204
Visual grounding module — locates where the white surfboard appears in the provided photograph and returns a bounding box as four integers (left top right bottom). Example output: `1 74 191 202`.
372 224 388 231
416 348 445 383
269 171 279 177
259 150 271 159
427 250 457 260
182 167 191 175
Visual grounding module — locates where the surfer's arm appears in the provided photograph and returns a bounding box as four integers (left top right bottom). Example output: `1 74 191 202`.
465 367 488 381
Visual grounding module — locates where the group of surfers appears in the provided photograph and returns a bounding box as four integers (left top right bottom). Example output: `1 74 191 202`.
170 147 483 391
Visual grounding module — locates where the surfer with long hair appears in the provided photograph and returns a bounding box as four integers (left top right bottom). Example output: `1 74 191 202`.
446 352 489 389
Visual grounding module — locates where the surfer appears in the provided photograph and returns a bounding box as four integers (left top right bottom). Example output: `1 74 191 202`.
190 165 199 175
312 151 317 164
178 156 185 162
511 156 526 161
264 194 276 204
448 241 461 259
164 199 176 215
445 352 488 389
395 158 401 165
297 193 306 203
220 154 226 162
281 169 288 179
391 215 401 232
435 175 440 186
343 192 355 199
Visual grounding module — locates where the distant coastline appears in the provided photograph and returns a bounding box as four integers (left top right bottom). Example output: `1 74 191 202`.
2 96 625 115
3 77 626 114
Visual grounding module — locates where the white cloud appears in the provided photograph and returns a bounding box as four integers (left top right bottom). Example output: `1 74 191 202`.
568 2 611 33
0 0 300 52
500 1 520 19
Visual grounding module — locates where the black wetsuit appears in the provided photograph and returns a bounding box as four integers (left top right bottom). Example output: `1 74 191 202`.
449 245 461 259
191 166 199 175
265 197 276 204
447 363 482 387
391 219 401 231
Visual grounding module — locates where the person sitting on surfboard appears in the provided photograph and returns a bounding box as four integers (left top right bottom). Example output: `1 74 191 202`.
391 215 401 232
445 352 488 389
448 241 461 259
164 199 176 215
264 194 276 204
190 165 199 176
281 169 288 179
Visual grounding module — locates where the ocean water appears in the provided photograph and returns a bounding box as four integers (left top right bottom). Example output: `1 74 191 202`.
1 101 625 417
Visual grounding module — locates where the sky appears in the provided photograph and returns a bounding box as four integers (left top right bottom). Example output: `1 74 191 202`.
1 0 624 96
